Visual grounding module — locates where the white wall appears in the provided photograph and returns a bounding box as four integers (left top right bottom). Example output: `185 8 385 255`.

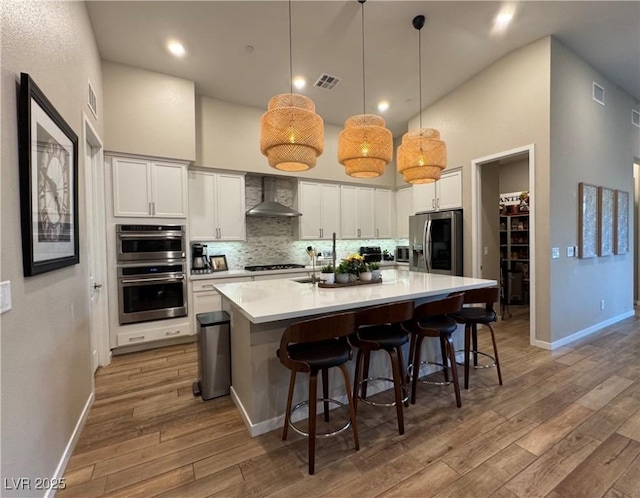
196 96 398 188
102 61 196 161
549 38 637 342
500 158 529 193
408 37 552 341
1 0 101 489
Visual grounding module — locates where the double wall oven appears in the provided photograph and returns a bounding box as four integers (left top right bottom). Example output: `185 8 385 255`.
116 225 188 325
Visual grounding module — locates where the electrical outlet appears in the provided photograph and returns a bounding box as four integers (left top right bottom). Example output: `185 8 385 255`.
600 299 605 310
552 247 560 259
567 246 575 258
0 281 11 314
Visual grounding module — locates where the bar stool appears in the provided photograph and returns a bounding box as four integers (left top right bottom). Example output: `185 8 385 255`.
450 286 502 389
404 293 464 407
351 301 414 435
277 312 359 475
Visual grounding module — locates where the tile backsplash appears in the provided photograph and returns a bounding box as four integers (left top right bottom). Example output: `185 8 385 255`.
200 175 408 269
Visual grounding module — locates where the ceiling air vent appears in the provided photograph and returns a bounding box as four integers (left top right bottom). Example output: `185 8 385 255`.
632 109 640 128
314 73 341 91
88 80 98 118
592 82 605 106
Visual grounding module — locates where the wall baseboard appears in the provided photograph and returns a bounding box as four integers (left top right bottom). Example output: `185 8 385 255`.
46 391 94 498
533 310 636 350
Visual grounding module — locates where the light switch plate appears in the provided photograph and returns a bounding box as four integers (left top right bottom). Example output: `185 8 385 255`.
567 246 575 258
0 281 11 313
552 247 560 259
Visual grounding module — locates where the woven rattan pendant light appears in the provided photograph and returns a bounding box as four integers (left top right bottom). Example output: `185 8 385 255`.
260 0 324 172
338 0 392 178
397 15 447 184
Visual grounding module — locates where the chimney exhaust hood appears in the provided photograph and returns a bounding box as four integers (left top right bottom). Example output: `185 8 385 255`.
246 177 302 217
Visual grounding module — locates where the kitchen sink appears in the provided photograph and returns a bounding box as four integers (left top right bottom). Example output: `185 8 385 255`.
292 277 322 284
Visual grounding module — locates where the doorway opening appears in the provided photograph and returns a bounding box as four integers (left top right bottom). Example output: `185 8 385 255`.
83 113 110 372
471 144 536 346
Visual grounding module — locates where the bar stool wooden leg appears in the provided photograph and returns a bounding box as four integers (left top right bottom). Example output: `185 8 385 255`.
395 346 410 407
322 368 330 422
464 324 471 390
362 350 371 400
439 335 449 383
283 370 297 440
488 324 503 385
353 349 363 415
388 348 405 435
472 324 479 367
407 333 417 384
308 371 318 475
410 334 424 404
338 364 360 451
446 335 462 408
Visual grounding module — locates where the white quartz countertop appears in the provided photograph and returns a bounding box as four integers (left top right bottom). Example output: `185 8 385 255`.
214 269 496 324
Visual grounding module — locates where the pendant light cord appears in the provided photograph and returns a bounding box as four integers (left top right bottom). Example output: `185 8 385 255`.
288 0 293 94
418 25 422 129
361 0 366 114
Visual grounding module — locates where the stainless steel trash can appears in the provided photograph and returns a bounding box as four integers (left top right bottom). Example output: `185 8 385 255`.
193 311 231 400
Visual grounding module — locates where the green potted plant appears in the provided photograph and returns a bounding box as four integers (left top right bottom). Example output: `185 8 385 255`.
335 261 350 284
368 261 381 280
343 254 365 282
321 264 335 284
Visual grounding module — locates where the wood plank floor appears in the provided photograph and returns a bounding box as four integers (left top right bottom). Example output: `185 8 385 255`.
61 307 640 497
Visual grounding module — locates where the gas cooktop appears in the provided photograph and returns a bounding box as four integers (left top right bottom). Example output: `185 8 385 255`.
244 264 306 272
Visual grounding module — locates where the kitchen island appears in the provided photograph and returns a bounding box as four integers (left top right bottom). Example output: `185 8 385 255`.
214 269 496 436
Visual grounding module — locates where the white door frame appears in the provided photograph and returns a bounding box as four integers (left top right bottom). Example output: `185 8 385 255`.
83 113 111 369
471 144 536 346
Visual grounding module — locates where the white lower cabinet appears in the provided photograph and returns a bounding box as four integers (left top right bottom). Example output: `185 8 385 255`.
190 277 252 335
117 321 191 347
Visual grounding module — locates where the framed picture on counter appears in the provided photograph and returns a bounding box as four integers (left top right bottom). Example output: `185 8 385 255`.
18 72 79 276
210 255 228 272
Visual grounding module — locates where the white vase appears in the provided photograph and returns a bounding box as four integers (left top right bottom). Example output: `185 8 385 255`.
359 271 372 281
336 273 349 284
372 269 382 280
323 272 335 284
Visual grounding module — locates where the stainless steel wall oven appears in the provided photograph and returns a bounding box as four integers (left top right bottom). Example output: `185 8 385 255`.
116 225 187 325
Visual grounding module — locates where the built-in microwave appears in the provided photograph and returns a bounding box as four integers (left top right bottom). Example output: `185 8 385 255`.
395 246 410 262
116 224 186 262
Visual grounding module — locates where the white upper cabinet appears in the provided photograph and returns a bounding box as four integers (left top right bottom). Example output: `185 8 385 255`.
189 170 245 241
412 169 462 213
374 189 394 239
112 156 188 218
395 187 412 238
297 181 340 240
341 186 375 239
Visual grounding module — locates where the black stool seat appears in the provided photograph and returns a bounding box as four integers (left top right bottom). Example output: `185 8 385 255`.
451 308 496 324
353 325 409 349
418 315 458 335
281 340 351 369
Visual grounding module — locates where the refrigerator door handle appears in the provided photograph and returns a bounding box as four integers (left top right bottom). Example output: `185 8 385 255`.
424 219 432 273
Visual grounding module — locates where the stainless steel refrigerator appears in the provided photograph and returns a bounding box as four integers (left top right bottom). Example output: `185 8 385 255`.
409 210 463 275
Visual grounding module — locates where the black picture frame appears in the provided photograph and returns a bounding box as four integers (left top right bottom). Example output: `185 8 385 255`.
210 255 228 272
18 73 79 276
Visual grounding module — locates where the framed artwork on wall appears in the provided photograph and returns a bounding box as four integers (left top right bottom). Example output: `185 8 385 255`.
598 186 615 257
18 73 79 276
614 190 629 255
578 182 597 259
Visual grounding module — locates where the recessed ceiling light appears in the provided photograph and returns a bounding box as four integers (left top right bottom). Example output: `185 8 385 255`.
293 76 306 90
167 40 186 57
492 6 515 33
495 12 513 27
377 101 390 113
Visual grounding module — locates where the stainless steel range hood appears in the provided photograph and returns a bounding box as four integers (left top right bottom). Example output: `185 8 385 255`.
246 177 301 217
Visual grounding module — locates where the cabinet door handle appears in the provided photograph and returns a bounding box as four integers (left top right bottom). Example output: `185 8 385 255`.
165 330 181 336
376 228 379 238
128 336 145 342
357 228 361 238
321 228 323 238
201 284 215 289
436 198 440 209
432 199 435 209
